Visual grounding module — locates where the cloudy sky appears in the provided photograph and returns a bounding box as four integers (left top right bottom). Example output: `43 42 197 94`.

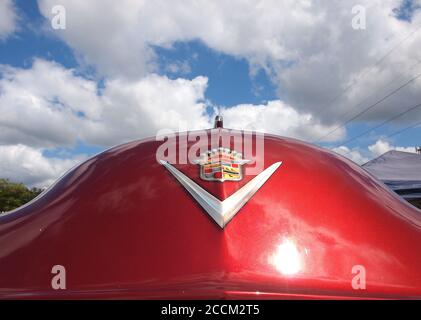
1 0 421 187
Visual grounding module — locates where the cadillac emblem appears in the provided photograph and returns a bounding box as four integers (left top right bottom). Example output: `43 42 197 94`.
193 147 250 182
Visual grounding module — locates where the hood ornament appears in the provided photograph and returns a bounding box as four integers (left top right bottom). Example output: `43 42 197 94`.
214 115 223 128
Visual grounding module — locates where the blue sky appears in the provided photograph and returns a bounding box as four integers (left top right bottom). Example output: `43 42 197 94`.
155 42 278 106
1 0 421 186
0 0 75 68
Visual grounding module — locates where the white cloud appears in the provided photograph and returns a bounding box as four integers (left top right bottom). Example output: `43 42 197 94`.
333 139 417 164
0 59 339 149
37 0 329 78
332 145 369 164
0 144 84 188
0 0 18 39
222 100 345 142
0 59 211 148
0 60 102 148
37 0 421 131
164 60 191 75
368 139 416 157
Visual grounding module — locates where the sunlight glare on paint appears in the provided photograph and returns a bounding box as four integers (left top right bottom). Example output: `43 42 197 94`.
270 238 302 276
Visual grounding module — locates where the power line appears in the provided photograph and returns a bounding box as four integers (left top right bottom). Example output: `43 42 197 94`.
313 24 421 143
341 117 421 158
334 102 421 148
313 69 421 143
322 58 421 128
385 119 421 139
322 24 421 110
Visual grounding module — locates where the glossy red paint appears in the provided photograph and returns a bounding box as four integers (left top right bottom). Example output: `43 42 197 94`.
1 129 421 299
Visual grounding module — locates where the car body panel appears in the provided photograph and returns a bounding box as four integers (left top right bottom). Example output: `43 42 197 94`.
1 130 421 299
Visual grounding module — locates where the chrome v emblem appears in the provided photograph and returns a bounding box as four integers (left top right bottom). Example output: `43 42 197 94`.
159 160 282 228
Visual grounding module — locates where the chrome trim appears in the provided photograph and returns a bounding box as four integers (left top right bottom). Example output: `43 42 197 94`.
160 160 282 228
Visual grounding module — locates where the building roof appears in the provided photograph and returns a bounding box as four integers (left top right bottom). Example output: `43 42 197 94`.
363 150 421 181
362 150 421 200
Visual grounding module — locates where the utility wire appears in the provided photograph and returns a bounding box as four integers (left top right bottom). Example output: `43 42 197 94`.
341 117 421 158
335 102 421 148
322 24 421 110
322 58 421 129
313 69 421 143
313 24 421 143
384 119 421 139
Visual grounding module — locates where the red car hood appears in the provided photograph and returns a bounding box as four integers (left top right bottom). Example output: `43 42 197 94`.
1 129 421 299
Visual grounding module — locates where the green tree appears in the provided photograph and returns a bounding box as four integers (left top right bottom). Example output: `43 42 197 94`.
0 179 43 213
